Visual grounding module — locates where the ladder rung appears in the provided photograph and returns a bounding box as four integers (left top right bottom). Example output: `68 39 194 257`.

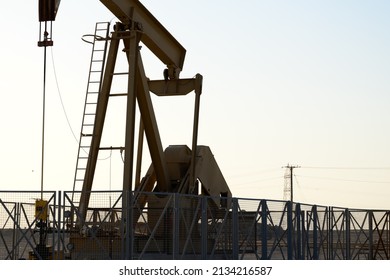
83 124 94 126
89 81 101 83
92 60 103 63
99 146 123 150
110 93 127 97
86 102 97 105
112 72 129 76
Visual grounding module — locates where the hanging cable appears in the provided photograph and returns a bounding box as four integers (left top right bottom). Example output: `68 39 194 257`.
50 48 80 145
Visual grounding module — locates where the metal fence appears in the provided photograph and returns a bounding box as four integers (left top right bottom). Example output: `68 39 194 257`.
1 190 389 259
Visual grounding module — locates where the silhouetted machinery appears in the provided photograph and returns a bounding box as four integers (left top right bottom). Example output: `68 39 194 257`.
69 0 232 258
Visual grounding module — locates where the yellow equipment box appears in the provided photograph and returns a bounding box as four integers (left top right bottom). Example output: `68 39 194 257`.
35 199 48 221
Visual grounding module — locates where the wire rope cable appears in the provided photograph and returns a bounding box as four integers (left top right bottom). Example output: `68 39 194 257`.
50 48 80 145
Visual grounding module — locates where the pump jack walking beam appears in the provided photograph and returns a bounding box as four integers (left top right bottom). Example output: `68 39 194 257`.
100 0 186 76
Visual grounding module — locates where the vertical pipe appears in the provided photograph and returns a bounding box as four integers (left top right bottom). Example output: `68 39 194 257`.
40 43 47 200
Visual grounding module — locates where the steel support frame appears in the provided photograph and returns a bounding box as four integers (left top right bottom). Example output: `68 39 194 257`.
78 25 172 222
78 31 121 223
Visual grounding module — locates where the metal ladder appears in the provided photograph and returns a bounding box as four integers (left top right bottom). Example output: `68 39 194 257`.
72 22 110 195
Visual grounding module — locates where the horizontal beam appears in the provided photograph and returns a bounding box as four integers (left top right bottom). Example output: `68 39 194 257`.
148 74 203 96
100 0 186 71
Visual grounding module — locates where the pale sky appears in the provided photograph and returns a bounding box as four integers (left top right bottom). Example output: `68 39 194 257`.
0 0 389 210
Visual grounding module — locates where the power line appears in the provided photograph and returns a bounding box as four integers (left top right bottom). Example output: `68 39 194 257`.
296 175 390 184
302 166 390 170
227 168 281 179
232 176 283 187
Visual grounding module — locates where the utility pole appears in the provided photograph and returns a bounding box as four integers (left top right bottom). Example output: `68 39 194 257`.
282 164 300 203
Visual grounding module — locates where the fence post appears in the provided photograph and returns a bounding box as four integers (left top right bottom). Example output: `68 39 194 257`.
122 190 132 259
368 210 373 260
261 200 268 259
296 203 302 259
201 196 208 259
57 191 62 260
345 208 350 260
329 207 335 260
301 208 306 259
312 205 318 260
287 201 293 260
173 193 179 259
129 191 134 259
232 198 239 260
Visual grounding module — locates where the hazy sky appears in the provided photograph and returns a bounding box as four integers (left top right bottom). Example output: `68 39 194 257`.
0 0 389 209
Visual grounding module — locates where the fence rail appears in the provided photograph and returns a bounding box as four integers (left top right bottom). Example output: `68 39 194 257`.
0 191 389 259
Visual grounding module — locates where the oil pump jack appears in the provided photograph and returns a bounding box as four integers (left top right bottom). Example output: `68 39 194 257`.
69 0 231 257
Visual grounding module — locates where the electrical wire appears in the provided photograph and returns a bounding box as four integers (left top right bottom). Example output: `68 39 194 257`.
50 48 80 145
228 168 281 180
51 48 116 162
293 174 307 202
302 166 390 170
232 176 283 188
296 175 390 184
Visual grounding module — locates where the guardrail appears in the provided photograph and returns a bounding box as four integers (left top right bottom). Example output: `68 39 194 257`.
1 191 389 259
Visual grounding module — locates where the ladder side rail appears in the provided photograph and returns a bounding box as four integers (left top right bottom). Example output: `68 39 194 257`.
72 22 110 196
